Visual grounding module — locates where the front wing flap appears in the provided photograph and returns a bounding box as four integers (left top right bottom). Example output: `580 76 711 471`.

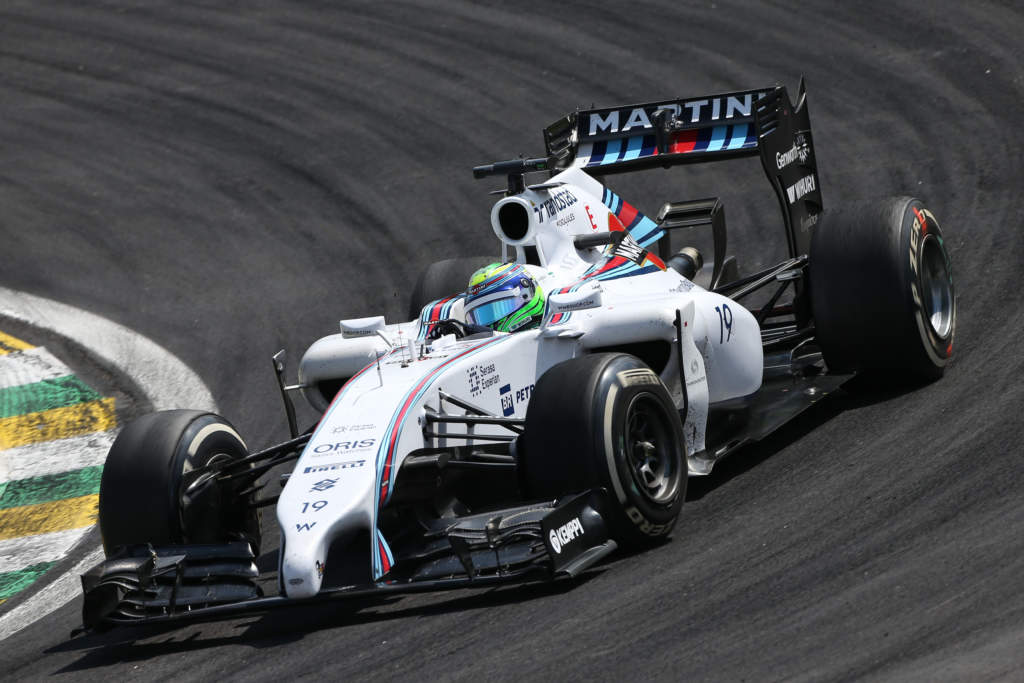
79 490 617 630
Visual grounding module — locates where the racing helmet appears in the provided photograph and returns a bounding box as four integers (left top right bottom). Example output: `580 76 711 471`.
463 263 545 332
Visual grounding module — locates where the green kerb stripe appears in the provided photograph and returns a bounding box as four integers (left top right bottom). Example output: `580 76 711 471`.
0 561 56 600
0 375 102 419
0 466 104 510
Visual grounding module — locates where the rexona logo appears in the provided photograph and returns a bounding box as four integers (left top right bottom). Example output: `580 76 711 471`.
548 516 585 554
312 439 376 455
786 174 817 204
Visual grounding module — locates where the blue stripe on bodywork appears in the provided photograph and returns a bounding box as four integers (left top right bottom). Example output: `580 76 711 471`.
621 135 643 161
706 125 727 152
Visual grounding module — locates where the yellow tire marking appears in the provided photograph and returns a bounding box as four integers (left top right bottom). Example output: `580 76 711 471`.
0 494 99 541
0 332 33 355
0 398 116 450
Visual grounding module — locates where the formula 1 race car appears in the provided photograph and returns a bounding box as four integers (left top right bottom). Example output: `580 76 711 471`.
80 79 955 629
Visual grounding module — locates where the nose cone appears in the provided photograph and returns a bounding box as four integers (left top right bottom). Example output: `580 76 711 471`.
277 464 376 599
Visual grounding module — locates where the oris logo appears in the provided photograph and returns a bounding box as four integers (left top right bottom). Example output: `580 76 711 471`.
548 517 585 554
312 438 376 455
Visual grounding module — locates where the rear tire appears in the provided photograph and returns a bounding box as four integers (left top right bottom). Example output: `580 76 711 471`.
408 256 496 320
520 354 686 547
98 410 261 555
809 196 955 380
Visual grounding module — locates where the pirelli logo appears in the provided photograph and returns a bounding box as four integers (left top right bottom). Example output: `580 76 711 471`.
617 368 660 387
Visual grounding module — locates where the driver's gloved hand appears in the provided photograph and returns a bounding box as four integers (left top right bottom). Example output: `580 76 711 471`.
426 319 492 340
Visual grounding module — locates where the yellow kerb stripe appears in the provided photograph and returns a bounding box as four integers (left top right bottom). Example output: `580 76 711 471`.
0 397 117 449
0 331 33 355
0 494 99 541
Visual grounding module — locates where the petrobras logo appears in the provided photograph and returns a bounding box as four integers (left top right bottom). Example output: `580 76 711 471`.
548 516 585 554
585 92 764 137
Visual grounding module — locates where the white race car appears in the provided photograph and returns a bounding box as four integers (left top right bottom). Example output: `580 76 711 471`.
81 80 955 628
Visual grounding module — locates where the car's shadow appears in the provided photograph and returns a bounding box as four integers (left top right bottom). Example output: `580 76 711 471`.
45 571 601 672
685 372 932 501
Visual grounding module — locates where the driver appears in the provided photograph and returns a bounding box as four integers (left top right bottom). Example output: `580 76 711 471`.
463 263 546 333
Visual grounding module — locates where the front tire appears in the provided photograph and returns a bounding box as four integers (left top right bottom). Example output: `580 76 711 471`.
809 196 955 380
520 354 687 547
98 410 260 555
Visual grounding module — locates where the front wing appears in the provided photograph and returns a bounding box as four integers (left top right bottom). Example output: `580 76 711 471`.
80 489 616 630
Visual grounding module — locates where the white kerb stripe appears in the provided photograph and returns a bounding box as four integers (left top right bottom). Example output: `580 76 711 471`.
1 430 117 482
0 347 72 391
0 546 104 641
0 286 217 641
0 527 92 574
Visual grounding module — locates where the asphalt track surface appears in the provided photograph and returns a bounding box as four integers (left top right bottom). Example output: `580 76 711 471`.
1 1 1022 679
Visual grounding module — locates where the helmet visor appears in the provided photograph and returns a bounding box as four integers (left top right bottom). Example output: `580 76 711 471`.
465 293 523 328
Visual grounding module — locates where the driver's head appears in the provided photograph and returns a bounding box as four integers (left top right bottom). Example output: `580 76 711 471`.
464 263 545 332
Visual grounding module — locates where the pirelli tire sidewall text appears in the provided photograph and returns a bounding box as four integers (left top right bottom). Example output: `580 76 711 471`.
521 353 686 547
98 409 261 555
809 196 955 380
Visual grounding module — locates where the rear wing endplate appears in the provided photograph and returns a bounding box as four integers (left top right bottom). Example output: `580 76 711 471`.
544 80 823 258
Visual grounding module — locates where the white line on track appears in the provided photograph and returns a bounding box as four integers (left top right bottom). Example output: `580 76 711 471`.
0 286 217 641
0 347 72 390
0 527 91 574
0 546 104 642
3 430 116 481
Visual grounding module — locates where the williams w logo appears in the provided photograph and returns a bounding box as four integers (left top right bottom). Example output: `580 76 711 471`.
296 522 316 532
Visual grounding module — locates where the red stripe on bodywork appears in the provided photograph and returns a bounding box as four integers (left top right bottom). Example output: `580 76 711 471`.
378 336 506 509
617 200 639 229
669 130 698 154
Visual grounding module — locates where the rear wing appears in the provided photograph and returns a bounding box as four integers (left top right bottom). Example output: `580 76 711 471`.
543 80 823 258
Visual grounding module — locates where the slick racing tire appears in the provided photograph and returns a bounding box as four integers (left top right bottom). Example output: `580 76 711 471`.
408 256 497 320
98 410 261 555
809 196 955 381
520 353 687 547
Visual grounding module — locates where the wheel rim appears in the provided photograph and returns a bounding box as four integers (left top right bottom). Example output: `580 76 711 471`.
921 234 953 339
624 394 680 505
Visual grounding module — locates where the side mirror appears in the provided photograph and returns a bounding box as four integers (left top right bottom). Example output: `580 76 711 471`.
340 316 386 339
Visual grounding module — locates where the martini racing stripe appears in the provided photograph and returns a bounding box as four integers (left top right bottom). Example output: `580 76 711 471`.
417 295 459 341
370 334 511 578
577 124 756 170
375 334 511 508
601 189 663 247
